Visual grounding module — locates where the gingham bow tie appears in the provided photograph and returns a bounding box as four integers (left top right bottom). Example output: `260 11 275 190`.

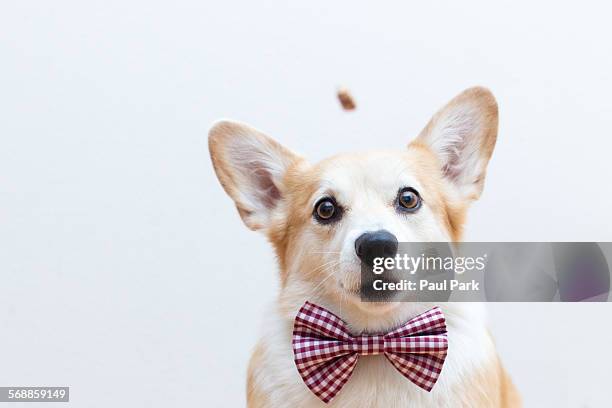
292 302 448 403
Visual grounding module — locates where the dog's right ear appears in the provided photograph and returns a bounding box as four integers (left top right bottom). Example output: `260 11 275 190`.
411 87 498 201
208 120 302 231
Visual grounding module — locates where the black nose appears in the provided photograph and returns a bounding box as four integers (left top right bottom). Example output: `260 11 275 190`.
355 230 398 265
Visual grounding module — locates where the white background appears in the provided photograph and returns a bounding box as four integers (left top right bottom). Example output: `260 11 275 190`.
2 1 612 407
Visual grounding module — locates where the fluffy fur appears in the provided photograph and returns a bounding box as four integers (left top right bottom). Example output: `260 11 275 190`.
209 87 520 407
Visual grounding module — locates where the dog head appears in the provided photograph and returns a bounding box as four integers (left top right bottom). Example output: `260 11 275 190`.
209 87 497 324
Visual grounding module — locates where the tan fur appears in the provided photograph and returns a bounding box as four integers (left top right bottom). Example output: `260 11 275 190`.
450 350 520 407
209 87 520 407
247 342 270 408
403 143 469 242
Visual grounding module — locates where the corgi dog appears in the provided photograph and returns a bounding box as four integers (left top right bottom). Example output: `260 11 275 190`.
208 87 520 407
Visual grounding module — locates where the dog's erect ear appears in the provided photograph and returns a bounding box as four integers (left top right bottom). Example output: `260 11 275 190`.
208 120 302 231
412 87 498 201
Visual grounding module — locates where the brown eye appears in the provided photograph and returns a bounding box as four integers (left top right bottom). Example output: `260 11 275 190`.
397 188 421 212
314 198 341 223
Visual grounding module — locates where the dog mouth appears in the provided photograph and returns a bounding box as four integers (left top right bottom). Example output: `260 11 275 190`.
339 275 402 303
339 283 403 314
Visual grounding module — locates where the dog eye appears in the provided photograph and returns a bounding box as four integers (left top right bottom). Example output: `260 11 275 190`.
397 188 421 212
314 197 340 223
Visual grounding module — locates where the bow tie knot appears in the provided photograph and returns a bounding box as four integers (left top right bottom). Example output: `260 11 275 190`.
292 302 448 403
353 334 385 355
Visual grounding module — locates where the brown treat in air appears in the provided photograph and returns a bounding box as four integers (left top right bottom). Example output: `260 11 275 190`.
337 87 356 111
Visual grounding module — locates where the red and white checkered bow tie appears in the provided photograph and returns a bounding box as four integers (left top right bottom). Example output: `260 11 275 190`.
292 302 448 403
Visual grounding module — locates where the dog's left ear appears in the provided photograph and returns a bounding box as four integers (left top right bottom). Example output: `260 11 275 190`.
411 86 498 201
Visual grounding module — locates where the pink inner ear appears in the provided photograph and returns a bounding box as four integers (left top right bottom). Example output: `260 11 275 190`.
441 136 467 183
426 102 485 187
252 167 281 209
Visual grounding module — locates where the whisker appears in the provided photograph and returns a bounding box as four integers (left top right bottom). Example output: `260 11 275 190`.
305 259 352 298
307 268 339 297
307 259 340 275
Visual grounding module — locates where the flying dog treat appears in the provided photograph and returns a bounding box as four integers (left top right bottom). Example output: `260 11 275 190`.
337 87 356 111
